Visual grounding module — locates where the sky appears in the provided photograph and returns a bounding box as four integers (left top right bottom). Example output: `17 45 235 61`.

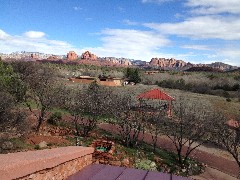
0 0 240 66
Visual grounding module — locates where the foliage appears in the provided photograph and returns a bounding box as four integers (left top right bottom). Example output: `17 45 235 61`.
135 159 157 171
47 111 62 126
65 81 112 137
147 109 168 152
0 60 26 102
162 99 215 167
14 62 65 131
125 68 141 83
211 114 240 169
0 86 28 136
108 93 145 147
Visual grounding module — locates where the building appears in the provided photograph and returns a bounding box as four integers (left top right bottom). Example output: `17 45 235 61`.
68 75 124 87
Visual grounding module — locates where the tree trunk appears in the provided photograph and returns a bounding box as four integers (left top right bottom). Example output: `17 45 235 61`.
36 116 43 132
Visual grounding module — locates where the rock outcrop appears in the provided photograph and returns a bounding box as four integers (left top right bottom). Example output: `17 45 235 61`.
149 58 187 69
81 51 97 60
206 62 238 71
67 51 78 60
148 58 238 71
99 57 132 66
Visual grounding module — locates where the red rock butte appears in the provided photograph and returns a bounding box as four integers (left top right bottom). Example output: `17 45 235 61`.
67 51 78 60
81 51 97 60
150 58 187 68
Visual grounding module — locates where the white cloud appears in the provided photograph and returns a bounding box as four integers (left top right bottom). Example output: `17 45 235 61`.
217 47 240 66
24 31 46 39
73 6 82 11
0 29 10 40
144 15 240 40
141 0 240 66
185 0 240 15
181 45 211 51
83 28 170 61
123 19 139 26
0 29 78 54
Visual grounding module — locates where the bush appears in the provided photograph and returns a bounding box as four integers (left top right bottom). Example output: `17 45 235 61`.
135 159 158 171
47 111 62 126
226 98 231 102
223 91 230 98
34 145 40 150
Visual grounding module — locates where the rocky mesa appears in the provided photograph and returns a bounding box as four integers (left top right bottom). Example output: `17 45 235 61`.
149 58 187 69
149 57 238 71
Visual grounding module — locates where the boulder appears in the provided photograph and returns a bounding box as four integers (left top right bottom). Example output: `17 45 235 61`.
38 141 47 148
1 141 14 150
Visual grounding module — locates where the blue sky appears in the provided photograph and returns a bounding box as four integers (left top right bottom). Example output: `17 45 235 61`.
0 0 240 66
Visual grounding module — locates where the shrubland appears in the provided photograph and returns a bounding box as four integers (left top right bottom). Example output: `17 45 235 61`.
0 60 239 176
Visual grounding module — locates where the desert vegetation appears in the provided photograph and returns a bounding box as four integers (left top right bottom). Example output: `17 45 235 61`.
142 71 240 99
0 60 239 177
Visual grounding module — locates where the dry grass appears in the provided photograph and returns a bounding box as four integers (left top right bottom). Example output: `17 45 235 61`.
112 84 240 119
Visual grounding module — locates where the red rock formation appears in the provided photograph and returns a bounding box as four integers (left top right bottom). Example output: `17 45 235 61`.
99 57 132 66
149 58 187 68
119 59 132 66
67 51 78 60
47 55 58 60
30 53 39 59
81 51 97 60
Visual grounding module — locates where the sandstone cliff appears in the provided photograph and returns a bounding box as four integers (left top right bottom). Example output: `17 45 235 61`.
67 51 78 60
149 58 238 71
81 51 97 60
149 58 187 69
99 57 132 66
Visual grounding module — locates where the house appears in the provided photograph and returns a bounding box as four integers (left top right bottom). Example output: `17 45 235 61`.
68 76 96 84
98 76 123 86
68 75 124 87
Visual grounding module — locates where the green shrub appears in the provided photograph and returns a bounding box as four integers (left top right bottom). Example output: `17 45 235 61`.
47 111 62 126
226 98 231 102
134 159 157 171
34 145 40 150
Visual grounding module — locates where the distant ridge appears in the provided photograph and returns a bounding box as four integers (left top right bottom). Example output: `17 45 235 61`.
148 57 238 71
0 51 238 71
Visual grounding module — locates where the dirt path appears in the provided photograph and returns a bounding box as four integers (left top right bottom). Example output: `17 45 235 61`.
190 167 238 180
98 123 239 178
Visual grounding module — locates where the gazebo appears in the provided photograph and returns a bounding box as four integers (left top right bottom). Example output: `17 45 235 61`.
137 88 175 117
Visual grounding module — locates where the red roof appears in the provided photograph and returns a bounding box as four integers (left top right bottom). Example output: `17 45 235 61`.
137 89 175 101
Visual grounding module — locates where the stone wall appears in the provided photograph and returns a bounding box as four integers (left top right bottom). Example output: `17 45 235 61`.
0 146 94 180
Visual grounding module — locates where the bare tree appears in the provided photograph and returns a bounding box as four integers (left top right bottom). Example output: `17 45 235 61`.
65 81 111 137
109 93 145 147
163 100 214 168
64 88 90 137
147 109 168 152
23 65 63 131
212 115 240 169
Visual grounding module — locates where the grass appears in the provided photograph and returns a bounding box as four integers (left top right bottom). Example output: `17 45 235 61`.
94 128 203 176
50 108 71 116
9 138 33 150
112 84 240 118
